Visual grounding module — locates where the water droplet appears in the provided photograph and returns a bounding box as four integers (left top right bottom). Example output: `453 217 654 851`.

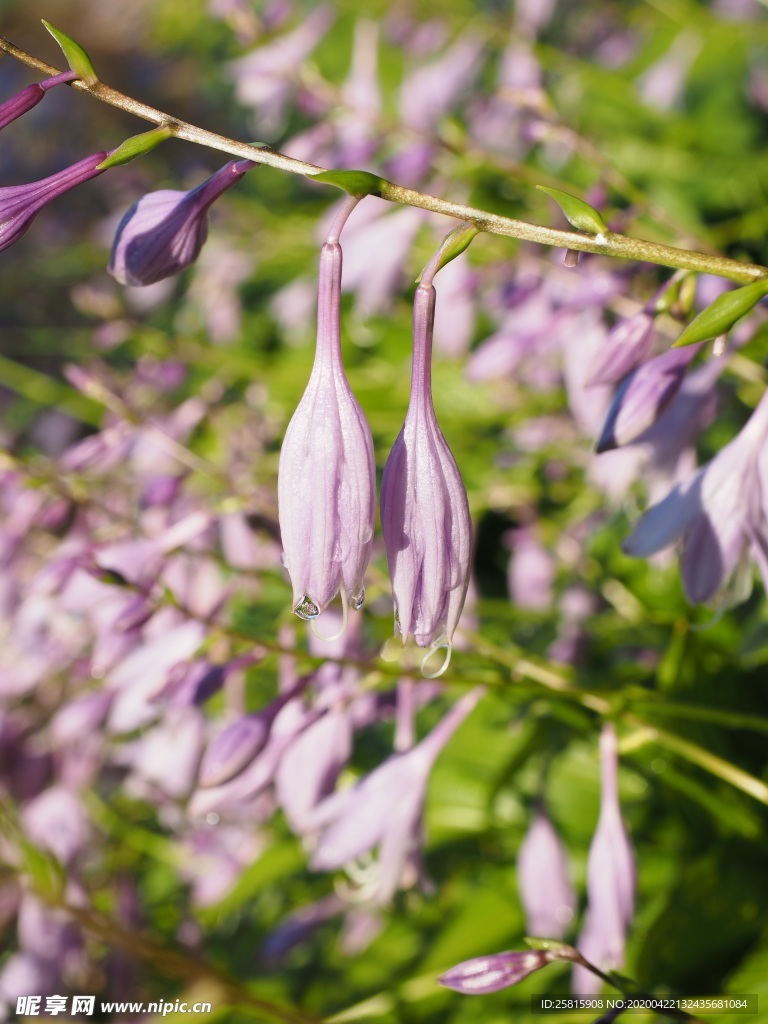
351 588 365 611
293 596 320 620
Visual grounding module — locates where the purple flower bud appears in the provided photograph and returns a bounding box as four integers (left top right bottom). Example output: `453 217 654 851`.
380 281 472 669
0 72 76 132
0 152 107 254
199 674 310 787
586 312 654 388
517 808 576 938
199 714 271 788
278 228 376 626
108 159 253 286
0 84 45 131
439 950 550 995
573 724 635 994
596 344 702 452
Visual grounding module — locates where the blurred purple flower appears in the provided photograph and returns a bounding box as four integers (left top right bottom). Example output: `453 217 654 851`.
506 528 555 612
624 388 768 603
199 675 309 788
596 344 702 452
517 807 576 938
0 71 77 131
278 209 376 626
129 707 205 800
381 279 472 669
634 355 722 504
637 32 699 110
106 617 205 733
467 287 554 382
439 949 550 995
432 252 476 357
309 687 483 904
338 201 425 315
573 724 635 995
262 894 346 963
0 152 107 254
399 36 483 135
109 160 253 286
275 706 352 832
336 20 381 165
586 312 654 388
228 5 332 132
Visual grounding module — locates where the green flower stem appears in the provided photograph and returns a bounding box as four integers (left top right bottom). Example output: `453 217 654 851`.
1 34 767 284
464 630 768 806
569 951 709 1024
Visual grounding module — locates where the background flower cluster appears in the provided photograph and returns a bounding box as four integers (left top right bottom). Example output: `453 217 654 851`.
1 0 768 1022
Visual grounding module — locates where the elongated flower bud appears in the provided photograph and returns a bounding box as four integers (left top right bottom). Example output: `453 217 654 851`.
278 202 376 628
596 344 702 452
0 152 107 255
109 159 253 286
439 950 550 995
380 277 472 673
573 724 636 994
517 806 576 938
0 72 77 132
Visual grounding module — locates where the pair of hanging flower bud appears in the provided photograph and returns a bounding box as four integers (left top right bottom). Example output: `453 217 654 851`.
1 68 472 674
279 197 474 676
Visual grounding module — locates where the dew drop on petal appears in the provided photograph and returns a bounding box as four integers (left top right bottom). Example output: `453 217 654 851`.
351 588 365 611
293 596 320 620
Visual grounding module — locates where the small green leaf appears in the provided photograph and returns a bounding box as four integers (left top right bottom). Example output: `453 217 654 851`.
97 126 174 170
311 169 385 197
42 20 98 86
20 839 66 903
418 223 479 283
537 185 607 235
673 277 768 347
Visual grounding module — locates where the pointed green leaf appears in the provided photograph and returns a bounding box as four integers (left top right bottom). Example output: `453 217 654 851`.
42 20 98 86
537 185 607 235
311 169 385 197
20 838 66 903
430 223 479 279
97 126 174 170
673 277 768 347
417 223 479 284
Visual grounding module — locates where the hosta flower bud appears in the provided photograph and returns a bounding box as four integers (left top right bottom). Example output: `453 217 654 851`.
380 277 472 673
572 724 636 995
0 152 107 255
518 806 576 938
586 311 654 388
0 72 77 132
109 159 253 286
278 202 375 628
439 949 550 995
596 343 702 452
